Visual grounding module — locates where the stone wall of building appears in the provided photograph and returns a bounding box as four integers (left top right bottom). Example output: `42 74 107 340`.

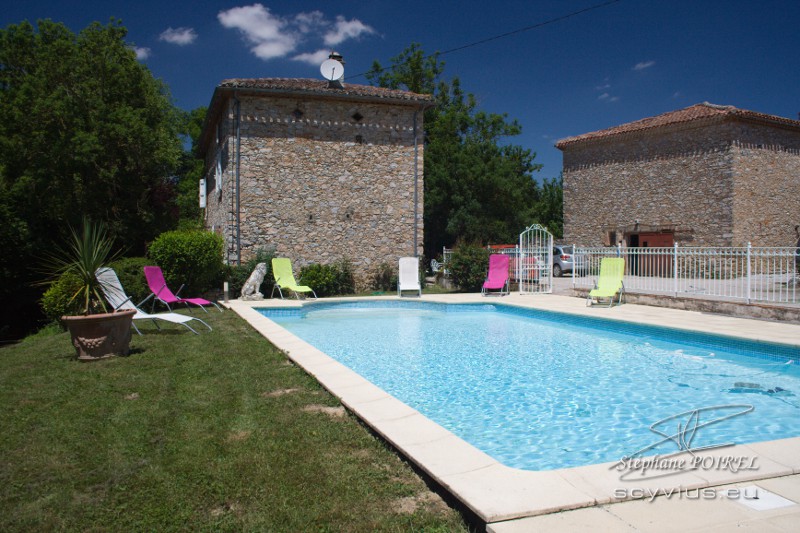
730 123 800 246
203 102 238 264
562 119 800 247
204 93 424 290
562 122 736 246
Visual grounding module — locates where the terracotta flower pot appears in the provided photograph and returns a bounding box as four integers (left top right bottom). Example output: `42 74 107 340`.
61 309 136 361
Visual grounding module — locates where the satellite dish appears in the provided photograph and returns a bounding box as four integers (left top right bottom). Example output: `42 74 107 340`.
320 58 344 81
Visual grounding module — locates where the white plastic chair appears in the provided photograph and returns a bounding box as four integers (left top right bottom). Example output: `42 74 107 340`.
397 257 422 297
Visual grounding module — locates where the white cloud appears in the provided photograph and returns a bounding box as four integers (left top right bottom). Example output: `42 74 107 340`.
133 46 151 60
219 4 375 61
595 83 611 91
294 11 326 33
219 4 296 59
598 93 619 103
292 49 332 65
633 60 656 71
159 27 198 45
323 16 375 46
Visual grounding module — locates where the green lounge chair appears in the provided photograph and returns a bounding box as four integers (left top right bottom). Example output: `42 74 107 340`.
271 258 317 299
587 257 625 307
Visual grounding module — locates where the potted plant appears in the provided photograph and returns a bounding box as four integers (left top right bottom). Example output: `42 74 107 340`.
43 218 135 361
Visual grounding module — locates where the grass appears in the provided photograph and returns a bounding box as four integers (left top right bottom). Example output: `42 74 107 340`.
0 311 467 531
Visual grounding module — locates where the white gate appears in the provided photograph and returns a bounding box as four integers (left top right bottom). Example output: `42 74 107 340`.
518 223 553 294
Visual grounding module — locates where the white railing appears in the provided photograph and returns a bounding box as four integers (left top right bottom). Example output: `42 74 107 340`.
518 224 553 294
442 244 538 283
573 243 799 305
486 245 520 280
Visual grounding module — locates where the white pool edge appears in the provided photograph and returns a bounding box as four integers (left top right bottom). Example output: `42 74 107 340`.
227 294 800 525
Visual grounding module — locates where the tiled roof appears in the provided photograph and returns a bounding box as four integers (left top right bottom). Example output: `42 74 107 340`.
218 78 433 104
556 102 800 148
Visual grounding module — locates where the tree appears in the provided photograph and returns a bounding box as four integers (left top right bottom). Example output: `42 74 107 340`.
0 19 183 339
533 174 563 238
174 106 208 229
367 44 548 258
0 19 183 252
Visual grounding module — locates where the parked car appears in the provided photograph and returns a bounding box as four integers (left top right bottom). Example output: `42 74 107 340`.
553 245 586 277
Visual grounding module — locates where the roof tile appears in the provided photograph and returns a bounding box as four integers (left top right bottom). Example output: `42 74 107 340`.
218 77 433 103
556 103 800 148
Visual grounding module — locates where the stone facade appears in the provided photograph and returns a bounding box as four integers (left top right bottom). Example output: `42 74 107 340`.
557 104 800 248
200 78 430 290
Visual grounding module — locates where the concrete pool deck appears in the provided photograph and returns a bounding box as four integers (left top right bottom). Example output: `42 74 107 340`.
226 293 800 531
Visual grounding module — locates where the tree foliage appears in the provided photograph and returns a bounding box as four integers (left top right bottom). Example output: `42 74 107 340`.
448 242 490 292
0 19 183 339
536 174 564 239
174 106 208 229
0 19 183 252
367 44 563 256
147 230 225 295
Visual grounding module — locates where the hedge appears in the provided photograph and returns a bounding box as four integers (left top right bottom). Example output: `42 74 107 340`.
448 243 490 292
147 230 225 295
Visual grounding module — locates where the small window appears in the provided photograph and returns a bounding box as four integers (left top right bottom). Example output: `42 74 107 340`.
217 120 225 145
215 157 222 199
220 141 229 170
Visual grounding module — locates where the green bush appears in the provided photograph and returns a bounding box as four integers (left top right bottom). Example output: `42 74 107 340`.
299 259 355 297
370 262 397 292
299 264 336 297
40 271 83 325
147 230 225 294
108 257 150 305
449 243 490 292
227 248 276 298
332 259 356 295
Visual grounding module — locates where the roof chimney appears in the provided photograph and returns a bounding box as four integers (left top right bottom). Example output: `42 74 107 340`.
326 51 345 89
328 51 344 65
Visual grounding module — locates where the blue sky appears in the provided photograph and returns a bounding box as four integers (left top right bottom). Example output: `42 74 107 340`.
4 0 799 178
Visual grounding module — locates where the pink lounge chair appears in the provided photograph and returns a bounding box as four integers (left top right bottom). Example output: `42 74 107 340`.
144 266 222 313
482 254 510 296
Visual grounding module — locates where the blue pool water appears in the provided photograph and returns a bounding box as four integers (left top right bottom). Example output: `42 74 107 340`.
260 301 800 471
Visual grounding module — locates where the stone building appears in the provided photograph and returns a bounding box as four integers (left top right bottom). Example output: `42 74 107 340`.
198 78 432 288
556 103 800 248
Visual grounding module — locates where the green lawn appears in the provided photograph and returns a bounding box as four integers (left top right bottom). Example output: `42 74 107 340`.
0 312 467 531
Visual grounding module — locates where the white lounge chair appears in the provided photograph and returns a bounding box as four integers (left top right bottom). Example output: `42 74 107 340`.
96 268 212 335
397 257 422 297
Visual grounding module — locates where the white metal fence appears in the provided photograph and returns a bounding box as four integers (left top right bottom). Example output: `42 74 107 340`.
518 224 553 294
442 245 525 282
572 243 799 305
486 245 520 280
441 230 555 295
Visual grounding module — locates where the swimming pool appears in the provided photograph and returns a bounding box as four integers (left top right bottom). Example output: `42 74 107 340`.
259 301 800 471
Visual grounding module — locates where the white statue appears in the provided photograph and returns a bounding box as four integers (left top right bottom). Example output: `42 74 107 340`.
241 262 267 301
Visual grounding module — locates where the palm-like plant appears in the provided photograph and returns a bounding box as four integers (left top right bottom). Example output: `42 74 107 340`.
43 217 120 315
